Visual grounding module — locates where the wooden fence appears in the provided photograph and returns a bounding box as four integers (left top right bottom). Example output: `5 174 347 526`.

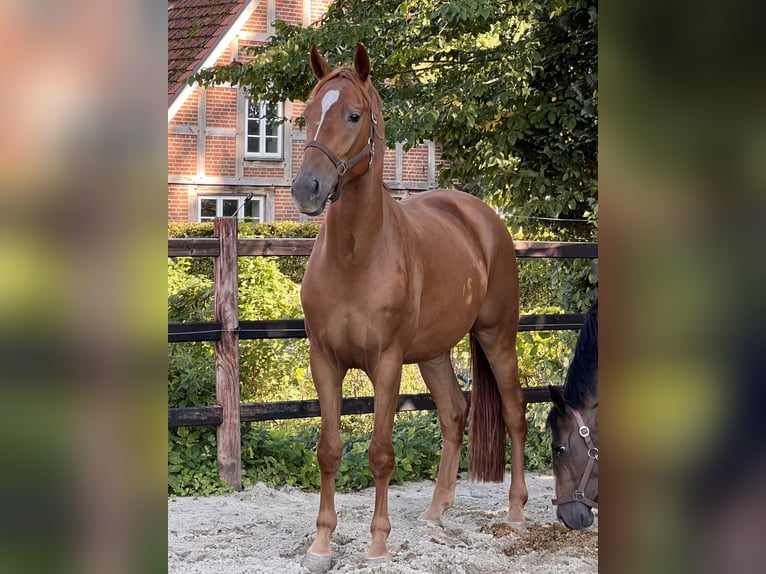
168 217 598 488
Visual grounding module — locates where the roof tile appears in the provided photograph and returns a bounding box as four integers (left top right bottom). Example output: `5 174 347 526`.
168 0 250 104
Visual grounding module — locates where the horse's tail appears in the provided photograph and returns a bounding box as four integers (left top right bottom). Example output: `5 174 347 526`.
468 333 506 482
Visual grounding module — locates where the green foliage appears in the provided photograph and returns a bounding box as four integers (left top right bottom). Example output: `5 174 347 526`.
388 412 443 485
168 426 229 496
518 258 598 313
525 403 554 470
168 408 552 496
170 413 443 495
190 0 597 237
169 221 319 283
168 221 320 239
169 248 310 410
168 257 216 408
241 423 322 490
242 412 441 491
237 257 312 402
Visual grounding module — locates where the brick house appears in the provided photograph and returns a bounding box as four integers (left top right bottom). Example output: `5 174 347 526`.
168 0 441 223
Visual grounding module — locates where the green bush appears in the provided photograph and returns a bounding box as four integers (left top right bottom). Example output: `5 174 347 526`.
243 412 444 492
168 408 553 497
525 403 554 471
169 413 443 496
169 221 319 283
241 423 322 490
168 426 226 495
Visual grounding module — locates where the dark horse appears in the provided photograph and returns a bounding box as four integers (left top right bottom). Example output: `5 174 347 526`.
291 44 528 571
548 299 598 529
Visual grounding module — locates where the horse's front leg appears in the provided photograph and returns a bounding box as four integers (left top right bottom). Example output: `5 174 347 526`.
366 356 403 561
302 351 346 573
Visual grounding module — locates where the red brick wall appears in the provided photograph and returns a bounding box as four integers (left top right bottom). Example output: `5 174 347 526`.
308 0 327 23
168 91 199 186
276 0 303 22
206 87 237 128
242 6 267 34
206 136 237 177
381 155 396 182
403 145 430 183
168 184 189 220
173 90 198 125
168 133 197 176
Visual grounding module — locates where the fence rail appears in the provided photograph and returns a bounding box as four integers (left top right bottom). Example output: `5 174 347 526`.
168 237 598 259
168 218 597 489
168 314 588 343
168 387 557 428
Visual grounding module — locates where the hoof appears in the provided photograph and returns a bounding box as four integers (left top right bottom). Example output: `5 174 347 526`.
301 551 332 573
505 520 527 531
416 514 443 528
417 505 448 528
366 554 392 566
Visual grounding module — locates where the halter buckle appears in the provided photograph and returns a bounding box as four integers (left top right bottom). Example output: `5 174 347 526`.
588 447 599 460
579 425 590 438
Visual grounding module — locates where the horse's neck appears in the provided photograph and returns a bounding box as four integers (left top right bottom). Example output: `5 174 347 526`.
323 173 400 264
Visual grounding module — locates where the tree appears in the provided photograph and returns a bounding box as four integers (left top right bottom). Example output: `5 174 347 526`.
191 0 597 239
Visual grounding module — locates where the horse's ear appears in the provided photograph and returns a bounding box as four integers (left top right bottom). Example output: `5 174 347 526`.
354 43 370 82
549 385 567 414
310 45 331 79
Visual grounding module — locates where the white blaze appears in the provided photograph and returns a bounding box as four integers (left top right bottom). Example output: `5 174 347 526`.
314 89 339 139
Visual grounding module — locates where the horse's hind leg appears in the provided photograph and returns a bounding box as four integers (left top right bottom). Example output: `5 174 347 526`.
417 352 469 526
473 326 529 524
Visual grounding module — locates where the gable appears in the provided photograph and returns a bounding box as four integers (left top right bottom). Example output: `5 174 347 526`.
168 0 252 110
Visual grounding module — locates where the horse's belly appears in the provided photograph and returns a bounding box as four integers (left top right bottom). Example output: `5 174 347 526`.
402 311 476 364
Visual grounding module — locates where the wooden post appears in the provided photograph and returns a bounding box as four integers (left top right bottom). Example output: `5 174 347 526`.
213 217 242 489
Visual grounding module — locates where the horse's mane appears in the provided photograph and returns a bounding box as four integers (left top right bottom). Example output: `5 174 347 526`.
561 300 598 408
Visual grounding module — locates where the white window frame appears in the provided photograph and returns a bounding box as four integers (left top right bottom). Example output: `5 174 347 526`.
245 99 283 160
197 195 264 222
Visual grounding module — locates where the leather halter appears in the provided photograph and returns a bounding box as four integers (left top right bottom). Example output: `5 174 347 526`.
552 407 598 509
303 109 378 205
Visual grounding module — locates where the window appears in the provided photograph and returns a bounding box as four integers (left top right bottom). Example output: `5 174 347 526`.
198 195 264 222
245 100 283 159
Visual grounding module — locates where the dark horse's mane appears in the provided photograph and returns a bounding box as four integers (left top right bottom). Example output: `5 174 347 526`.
560 300 598 408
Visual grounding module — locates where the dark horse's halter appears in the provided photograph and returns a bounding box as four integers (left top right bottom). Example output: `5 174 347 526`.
552 408 598 509
303 111 379 205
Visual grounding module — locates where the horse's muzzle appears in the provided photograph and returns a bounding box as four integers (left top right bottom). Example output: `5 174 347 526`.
556 501 595 530
291 172 333 216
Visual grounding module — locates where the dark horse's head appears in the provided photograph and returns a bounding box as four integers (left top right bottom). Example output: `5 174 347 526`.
548 300 598 530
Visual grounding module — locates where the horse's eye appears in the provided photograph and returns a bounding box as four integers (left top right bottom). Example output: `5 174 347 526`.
348 113 361 123
554 445 567 457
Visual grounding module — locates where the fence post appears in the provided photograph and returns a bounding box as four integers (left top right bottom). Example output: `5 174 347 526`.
213 217 242 490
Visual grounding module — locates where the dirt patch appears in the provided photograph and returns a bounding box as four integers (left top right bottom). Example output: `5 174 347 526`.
168 471 597 573
484 522 598 559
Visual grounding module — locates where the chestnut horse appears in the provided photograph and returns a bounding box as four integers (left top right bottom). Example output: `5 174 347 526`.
548 299 598 529
291 44 527 571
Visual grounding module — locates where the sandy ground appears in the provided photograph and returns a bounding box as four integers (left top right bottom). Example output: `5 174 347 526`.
168 471 597 573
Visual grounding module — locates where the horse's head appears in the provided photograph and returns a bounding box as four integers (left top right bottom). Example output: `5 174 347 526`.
548 385 599 530
291 43 384 216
